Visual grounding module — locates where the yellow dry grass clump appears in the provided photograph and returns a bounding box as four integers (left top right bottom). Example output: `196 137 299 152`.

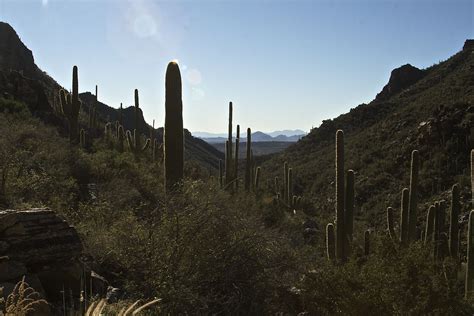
0 276 48 316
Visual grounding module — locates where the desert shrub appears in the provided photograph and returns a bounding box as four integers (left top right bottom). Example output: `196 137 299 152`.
79 180 302 314
299 235 473 315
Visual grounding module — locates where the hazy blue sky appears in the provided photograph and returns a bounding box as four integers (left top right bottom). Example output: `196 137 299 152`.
0 0 472 133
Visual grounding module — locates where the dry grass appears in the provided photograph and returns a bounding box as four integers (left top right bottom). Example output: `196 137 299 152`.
85 298 161 316
1 276 48 316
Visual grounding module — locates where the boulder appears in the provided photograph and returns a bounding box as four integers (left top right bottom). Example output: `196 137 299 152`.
0 208 83 302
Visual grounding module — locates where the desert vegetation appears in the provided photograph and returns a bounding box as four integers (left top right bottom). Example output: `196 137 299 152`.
0 49 472 314
0 19 472 314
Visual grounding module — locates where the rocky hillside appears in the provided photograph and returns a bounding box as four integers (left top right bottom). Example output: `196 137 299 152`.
0 22 223 167
265 41 473 229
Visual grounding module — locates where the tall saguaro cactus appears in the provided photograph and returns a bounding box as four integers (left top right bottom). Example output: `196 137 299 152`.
449 184 460 258
234 125 240 190
164 61 184 190
59 65 81 143
245 128 252 191
335 130 345 261
408 150 420 242
387 207 396 240
466 210 474 299
345 169 355 244
424 205 435 245
225 102 233 186
400 188 410 245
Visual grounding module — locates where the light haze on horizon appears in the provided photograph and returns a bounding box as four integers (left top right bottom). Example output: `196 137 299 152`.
0 0 472 133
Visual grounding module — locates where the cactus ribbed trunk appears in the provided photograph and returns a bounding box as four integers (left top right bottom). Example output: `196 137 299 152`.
234 125 240 190
335 130 345 262
424 205 435 245
466 210 474 299
164 62 184 190
408 150 419 242
59 66 81 144
345 169 354 245
449 184 460 258
226 102 233 185
326 223 335 261
254 167 261 190
400 188 409 245
134 89 141 149
244 128 251 191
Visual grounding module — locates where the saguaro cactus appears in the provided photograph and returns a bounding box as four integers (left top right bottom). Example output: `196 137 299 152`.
244 128 252 191
254 167 261 190
117 125 125 152
326 223 336 261
164 61 184 190
449 184 460 258
335 130 345 261
59 65 81 143
226 102 233 185
424 205 435 245
400 188 409 245
287 168 293 205
79 129 86 148
408 150 420 242
126 130 150 155
345 170 355 244
234 125 240 190
466 210 474 299
387 207 396 240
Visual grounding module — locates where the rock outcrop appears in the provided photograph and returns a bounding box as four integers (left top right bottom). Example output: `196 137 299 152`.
376 64 425 101
0 22 38 79
0 208 83 302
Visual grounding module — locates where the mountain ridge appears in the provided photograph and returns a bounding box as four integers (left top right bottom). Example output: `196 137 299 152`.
0 21 223 167
264 40 473 228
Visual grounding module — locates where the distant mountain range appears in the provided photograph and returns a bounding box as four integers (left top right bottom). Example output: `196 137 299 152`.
194 130 306 144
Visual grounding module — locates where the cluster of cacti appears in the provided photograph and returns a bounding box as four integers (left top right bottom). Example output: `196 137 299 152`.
164 61 184 190
325 130 355 262
126 89 151 157
385 150 420 245
59 66 81 143
221 103 243 190
274 162 302 210
88 85 99 134
408 150 420 242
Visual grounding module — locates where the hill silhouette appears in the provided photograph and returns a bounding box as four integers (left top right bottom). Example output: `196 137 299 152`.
265 40 473 229
0 21 223 167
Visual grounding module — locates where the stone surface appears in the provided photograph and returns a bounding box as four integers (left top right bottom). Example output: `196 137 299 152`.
0 208 84 302
0 208 82 265
0 259 27 281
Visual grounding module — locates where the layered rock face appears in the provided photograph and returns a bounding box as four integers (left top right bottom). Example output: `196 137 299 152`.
0 208 83 303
